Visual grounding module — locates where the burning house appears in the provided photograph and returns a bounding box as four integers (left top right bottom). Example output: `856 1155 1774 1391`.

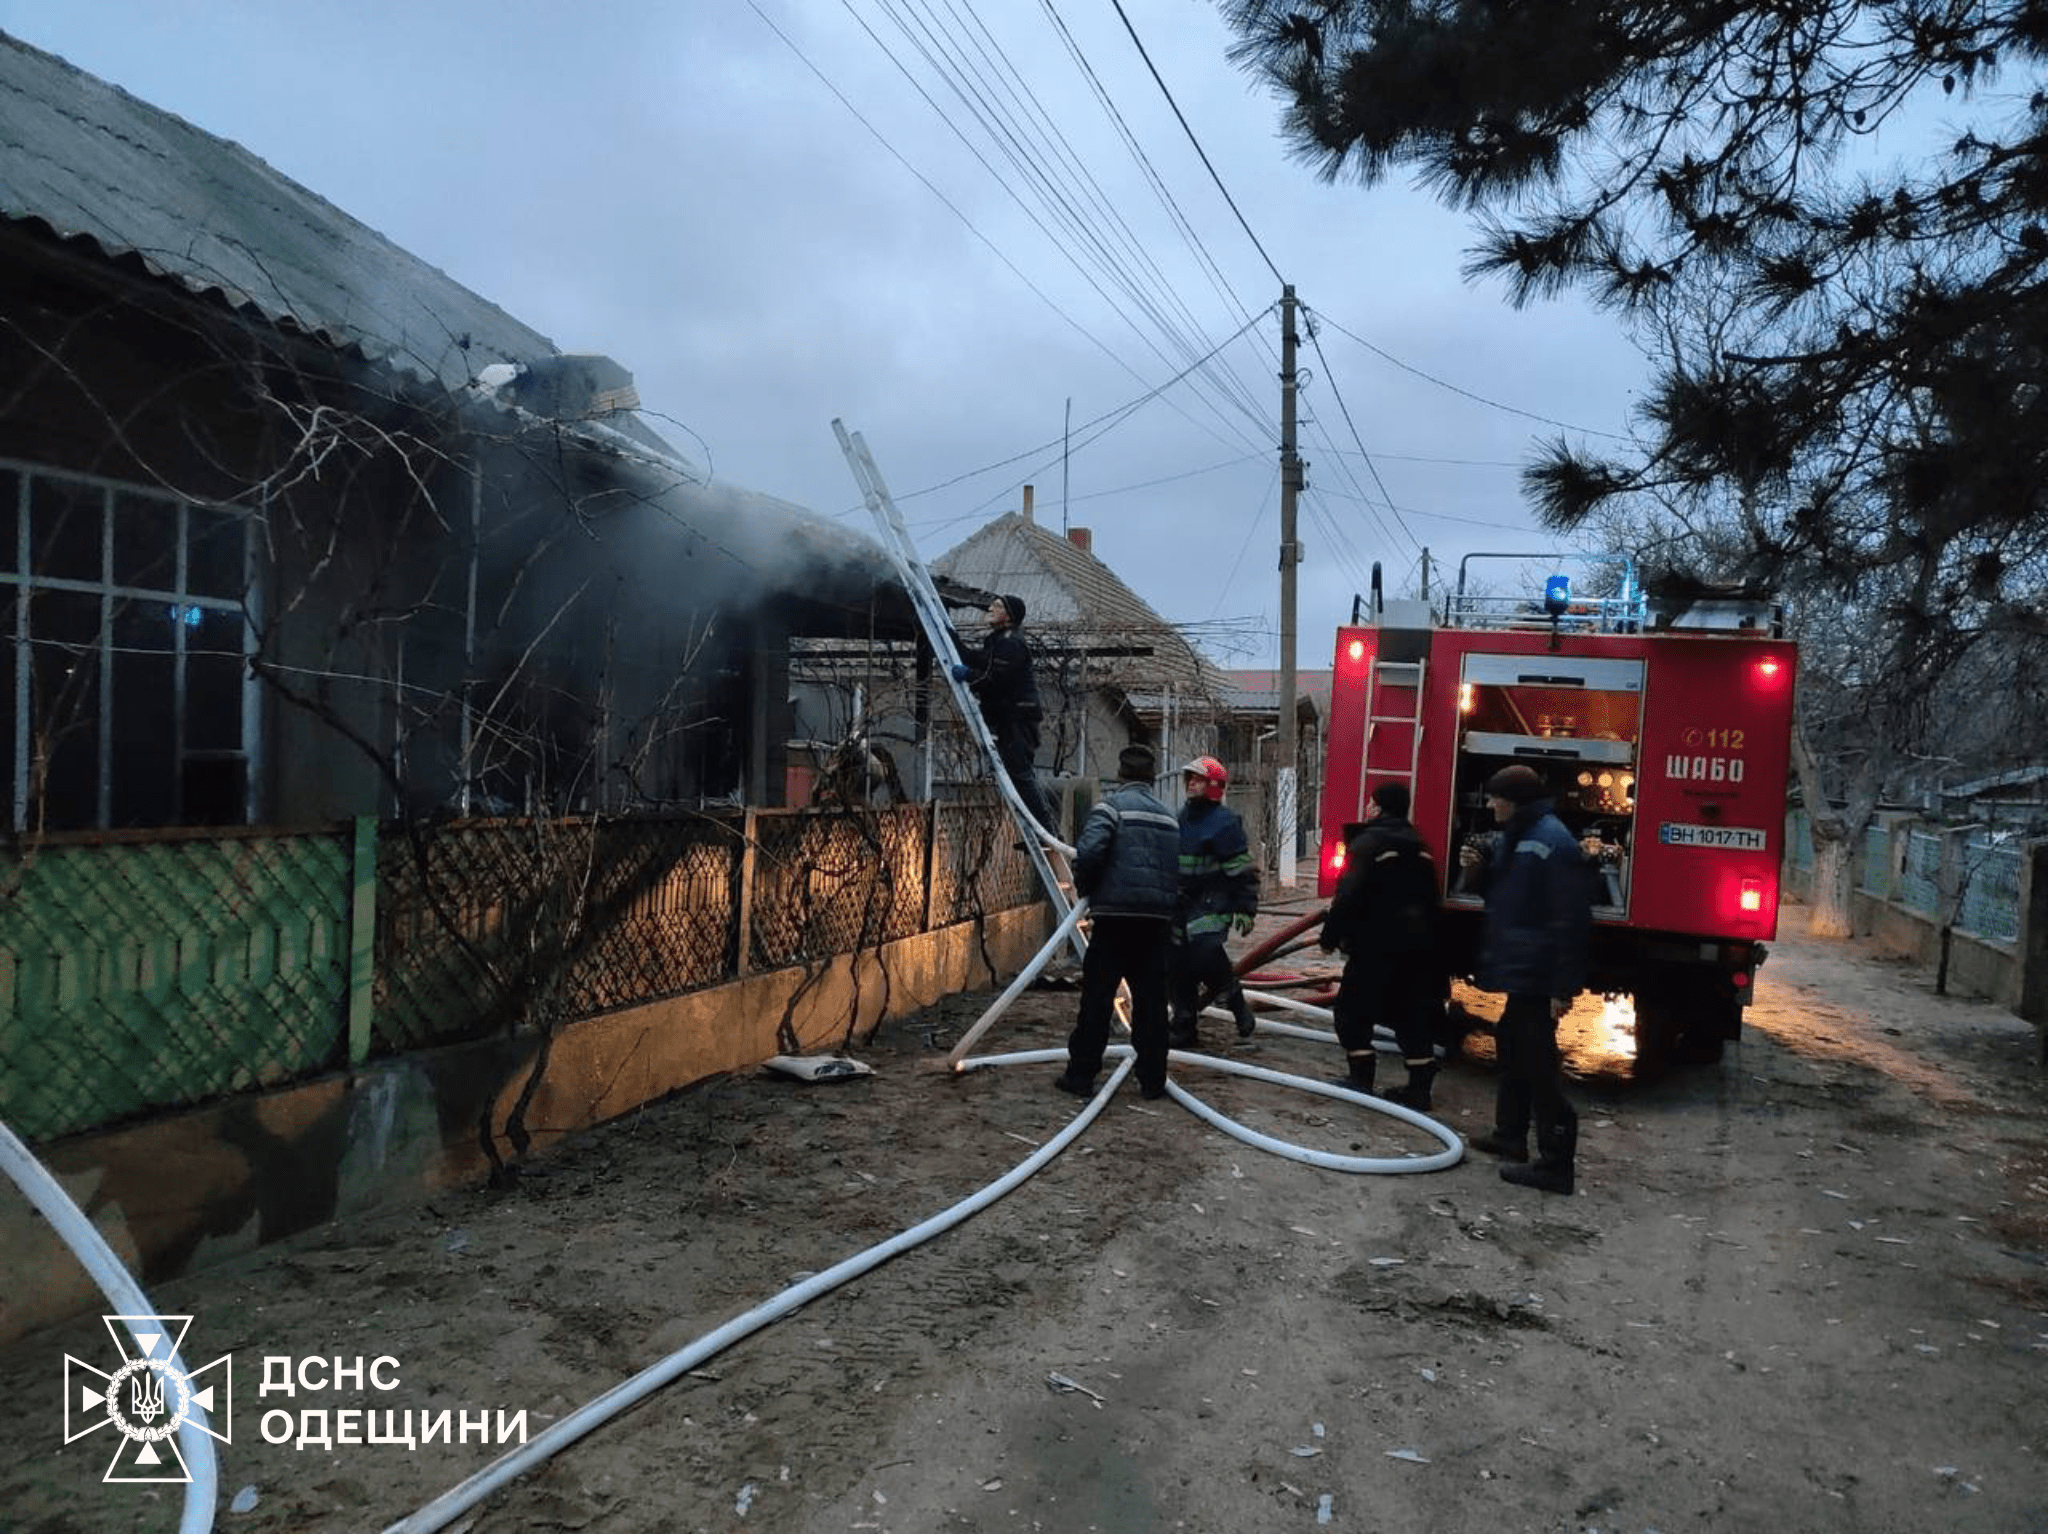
0 30 910 833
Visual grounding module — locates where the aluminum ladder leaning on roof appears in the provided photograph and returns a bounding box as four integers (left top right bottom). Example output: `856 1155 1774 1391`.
834 420 1085 968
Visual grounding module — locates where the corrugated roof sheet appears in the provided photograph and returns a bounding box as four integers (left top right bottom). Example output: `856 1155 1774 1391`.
1225 668 1332 719
933 513 1231 701
0 31 904 603
0 29 555 393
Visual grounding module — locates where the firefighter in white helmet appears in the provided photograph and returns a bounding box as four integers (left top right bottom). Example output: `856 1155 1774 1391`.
1167 755 1261 1049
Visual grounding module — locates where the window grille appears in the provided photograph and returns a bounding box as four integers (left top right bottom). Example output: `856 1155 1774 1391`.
1 460 256 831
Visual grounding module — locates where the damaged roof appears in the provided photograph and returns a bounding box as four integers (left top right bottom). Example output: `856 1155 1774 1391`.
0 30 907 613
0 29 552 394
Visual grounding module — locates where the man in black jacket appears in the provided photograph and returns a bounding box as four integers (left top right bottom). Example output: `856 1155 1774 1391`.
1058 744 1181 1100
1319 782 1441 1106
950 594 1055 834
1457 763 1596 1194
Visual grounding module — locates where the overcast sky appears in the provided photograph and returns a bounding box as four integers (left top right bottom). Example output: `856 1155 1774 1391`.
1 0 1652 669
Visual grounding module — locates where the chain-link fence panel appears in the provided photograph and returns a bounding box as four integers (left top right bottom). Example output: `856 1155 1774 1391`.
1861 824 1893 896
374 818 596 1053
1785 810 1813 869
748 805 928 970
1901 828 1942 916
1959 834 2022 946
0 829 352 1144
930 792 1037 924
562 814 744 1016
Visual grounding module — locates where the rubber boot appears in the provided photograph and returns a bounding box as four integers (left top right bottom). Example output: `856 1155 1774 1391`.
1333 1049 1377 1093
1500 1119 1576 1194
1380 1061 1437 1111
1167 1016 1199 1051
1230 991 1258 1041
1467 1126 1529 1161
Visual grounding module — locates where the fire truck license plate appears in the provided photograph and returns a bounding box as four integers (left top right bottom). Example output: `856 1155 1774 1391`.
1659 823 1767 851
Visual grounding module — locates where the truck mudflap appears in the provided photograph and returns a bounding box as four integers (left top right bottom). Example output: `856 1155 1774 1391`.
1625 939 1770 1066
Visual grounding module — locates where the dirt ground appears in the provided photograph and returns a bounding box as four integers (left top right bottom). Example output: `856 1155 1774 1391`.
5 895 2046 1534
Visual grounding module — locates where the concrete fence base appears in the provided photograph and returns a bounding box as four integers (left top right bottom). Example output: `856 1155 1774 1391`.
1 905 1050 1346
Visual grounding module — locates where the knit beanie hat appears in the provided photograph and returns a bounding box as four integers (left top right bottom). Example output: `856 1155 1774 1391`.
1117 744 1155 782
1370 782 1411 818
999 593 1027 626
1483 764 1546 805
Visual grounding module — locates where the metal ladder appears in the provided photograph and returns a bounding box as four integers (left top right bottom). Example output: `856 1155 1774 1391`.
834 421 1085 963
1363 657 1427 808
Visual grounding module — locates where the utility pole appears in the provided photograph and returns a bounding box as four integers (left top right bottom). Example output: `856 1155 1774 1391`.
1277 285 1302 886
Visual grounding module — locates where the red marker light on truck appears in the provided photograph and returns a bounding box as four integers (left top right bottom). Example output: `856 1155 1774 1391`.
1738 878 1764 913
1346 638 1366 664
1331 841 1347 871
1753 657 1784 685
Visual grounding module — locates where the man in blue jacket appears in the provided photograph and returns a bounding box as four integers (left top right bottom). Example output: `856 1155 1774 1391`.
1058 743 1182 1100
1458 763 1596 1193
950 594 1055 834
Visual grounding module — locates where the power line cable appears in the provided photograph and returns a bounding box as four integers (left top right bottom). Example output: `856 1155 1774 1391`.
1107 0 1287 288
939 0 1279 435
1309 307 1633 442
1035 0 1278 417
759 0 1267 465
857 0 1274 456
1303 314 1422 555
888 305 1275 521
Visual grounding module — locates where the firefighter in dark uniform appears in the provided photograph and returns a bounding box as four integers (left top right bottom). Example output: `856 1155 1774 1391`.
1319 781 1442 1106
1057 744 1183 1100
1458 763 1597 1194
1167 756 1260 1049
950 594 1055 834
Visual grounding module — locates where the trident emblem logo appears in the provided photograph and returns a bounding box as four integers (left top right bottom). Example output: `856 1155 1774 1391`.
129 1368 166 1425
63 1315 232 1484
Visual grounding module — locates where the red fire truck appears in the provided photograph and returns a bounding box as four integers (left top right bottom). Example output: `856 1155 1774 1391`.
1317 555 1797 1068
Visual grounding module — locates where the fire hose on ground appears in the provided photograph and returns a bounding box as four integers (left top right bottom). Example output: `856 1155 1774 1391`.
0 1119 219 1534
384 902 1461 1533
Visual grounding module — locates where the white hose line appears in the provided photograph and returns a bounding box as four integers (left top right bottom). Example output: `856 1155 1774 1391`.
1243 988 1337 1024
392 954 1465 1529
1158 1051 1463 1172
383 1053 1139 1534
945 898 1091 1069
1198 999 1399 1051
0 1120 218 1534
960 1044 1461 1171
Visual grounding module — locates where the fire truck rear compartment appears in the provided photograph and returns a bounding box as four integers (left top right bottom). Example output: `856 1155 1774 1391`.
1448 655 1645 920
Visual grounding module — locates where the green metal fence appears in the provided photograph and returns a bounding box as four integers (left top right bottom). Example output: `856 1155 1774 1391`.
1 796 1033 1145
0 827 355 1142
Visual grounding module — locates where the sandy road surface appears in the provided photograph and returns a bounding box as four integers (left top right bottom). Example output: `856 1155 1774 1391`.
4 905 2044 1533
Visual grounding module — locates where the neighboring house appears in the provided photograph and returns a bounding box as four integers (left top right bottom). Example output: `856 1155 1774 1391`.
0 30 907 831
1222 667 1327 864
1939 766 2048 830
931 501 1235 794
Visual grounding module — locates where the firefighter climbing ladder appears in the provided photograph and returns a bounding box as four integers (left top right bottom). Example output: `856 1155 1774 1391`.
833 421 1086 971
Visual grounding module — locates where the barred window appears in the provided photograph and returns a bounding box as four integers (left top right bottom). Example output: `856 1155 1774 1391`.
2 460 257 830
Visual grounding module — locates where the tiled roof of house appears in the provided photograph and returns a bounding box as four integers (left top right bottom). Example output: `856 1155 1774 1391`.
933 513 1231 703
